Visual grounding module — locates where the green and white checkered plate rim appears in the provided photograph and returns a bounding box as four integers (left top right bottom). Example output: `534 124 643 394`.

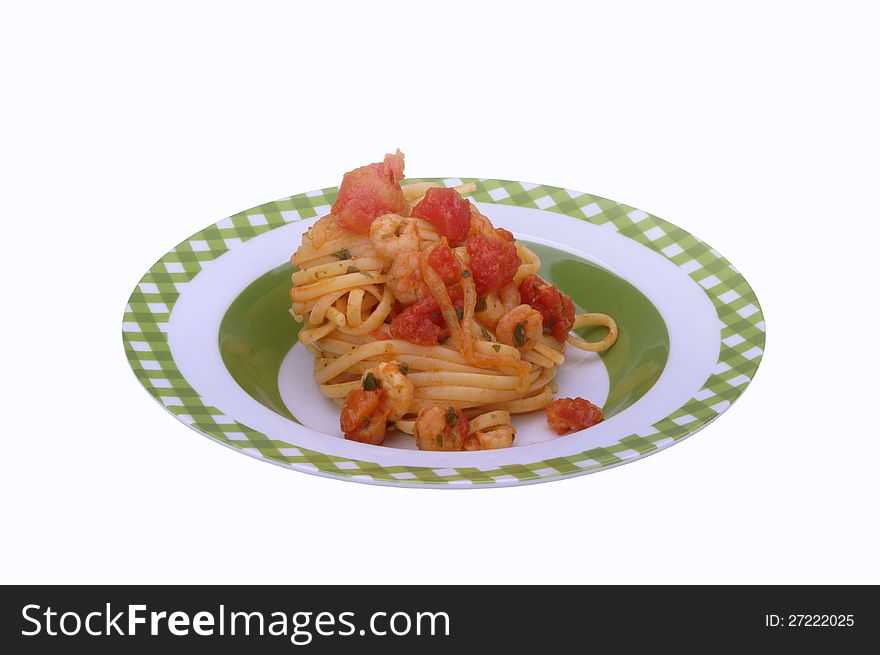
123 178 764 487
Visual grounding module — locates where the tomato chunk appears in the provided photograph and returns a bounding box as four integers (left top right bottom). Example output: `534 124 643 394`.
390 300 445 346
390 286 463 346
426 242 462 284
411 187 471 243
546 397 603 435
332 150 408 234
340 389 388 444
466 234 520 292
519 274 575 342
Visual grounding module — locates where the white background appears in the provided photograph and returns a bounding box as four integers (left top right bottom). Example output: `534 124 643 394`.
1 1 878 584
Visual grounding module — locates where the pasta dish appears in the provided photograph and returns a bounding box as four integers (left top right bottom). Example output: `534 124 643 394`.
289 151 617 450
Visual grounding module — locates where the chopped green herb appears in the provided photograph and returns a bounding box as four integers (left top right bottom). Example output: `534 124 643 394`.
362 418 371 429
445 406 458 427
492 344 501 352
481 326 491 340
381 234 392 240
474 296 487 312
362 372 380 390
398 362 409 375
462 269 470 278
543 325 552 335
455 307 464 321
332 248 351 260
346 265 360 275
513 322 526 348
395 223 404 237
436 434 443 447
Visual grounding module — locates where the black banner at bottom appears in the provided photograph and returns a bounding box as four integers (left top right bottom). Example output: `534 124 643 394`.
1 585 876 652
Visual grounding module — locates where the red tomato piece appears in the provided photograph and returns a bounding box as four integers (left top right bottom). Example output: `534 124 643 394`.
389 287 464 346
390 301 445 346
466 234 521 292
411 187 471 243
546 397 603 435
556 295 575 342
340 389 388 444
426 242 462 284
519 275 575 342
332 150 408 234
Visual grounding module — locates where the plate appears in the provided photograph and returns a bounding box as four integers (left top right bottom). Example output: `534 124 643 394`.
123 178 765 487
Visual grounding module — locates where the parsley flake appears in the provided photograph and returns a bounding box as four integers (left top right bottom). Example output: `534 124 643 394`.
362 372 380 391
513 322 526 348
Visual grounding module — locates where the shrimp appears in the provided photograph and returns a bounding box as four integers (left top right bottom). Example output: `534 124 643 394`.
414 406 469 451
499 282 521 312
362 361 414 421
464 425 516 450
387 250 429 304
304 213 338 249
369 214 420 260
496 304 543 351
340 389 387 445
469 206 496 239
469 206 515 242
475 290 504 330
